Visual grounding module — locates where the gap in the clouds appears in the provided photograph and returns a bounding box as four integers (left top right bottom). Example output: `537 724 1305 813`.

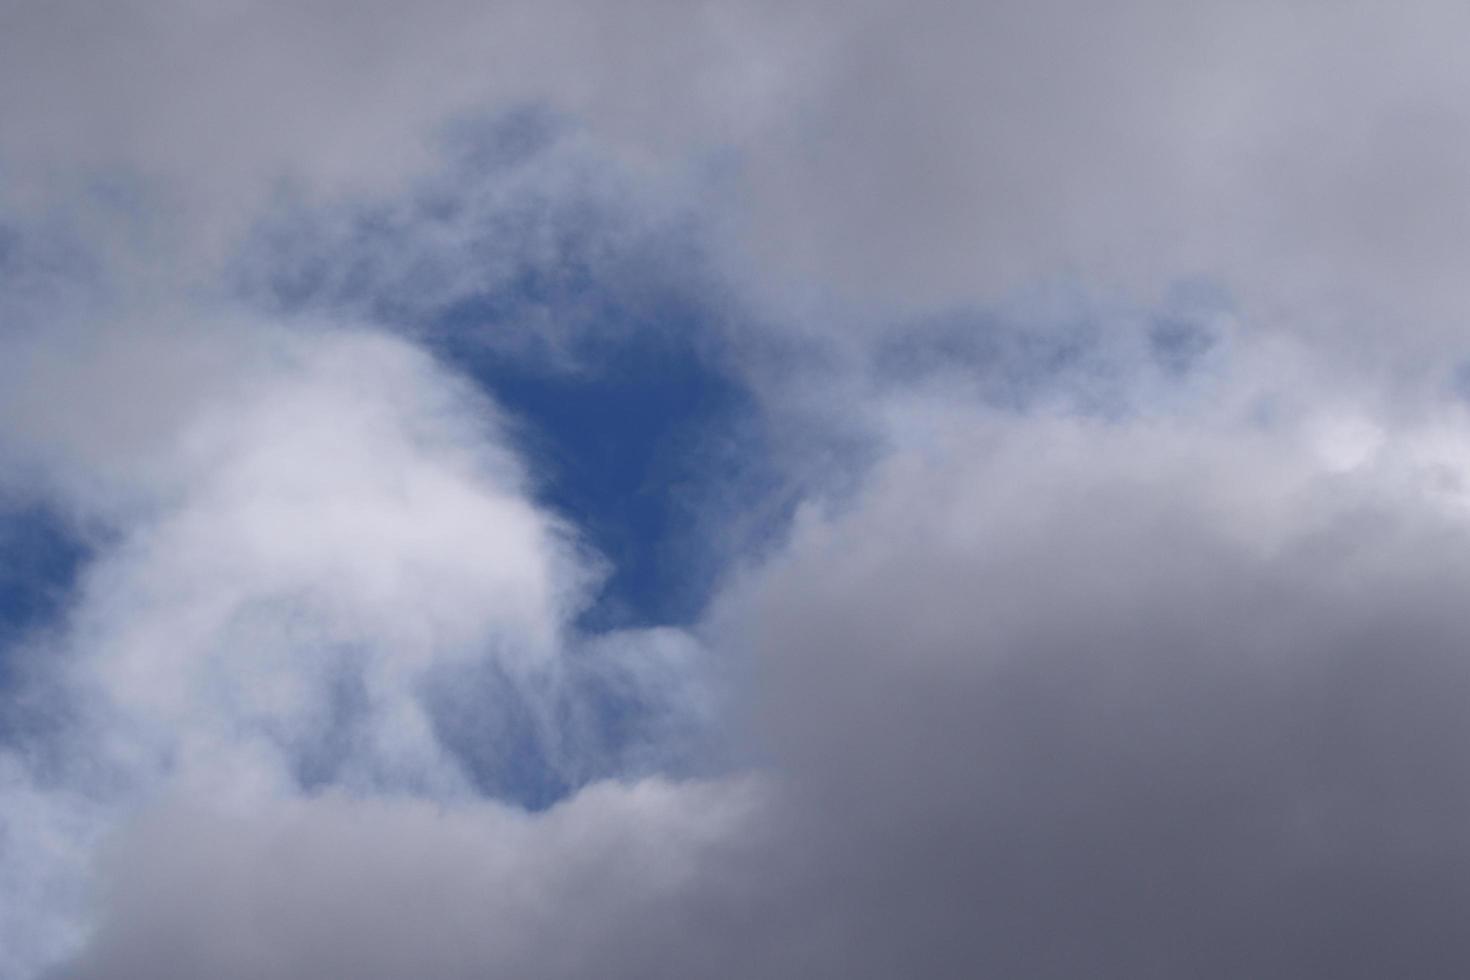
435 298 774 631
419 638 724 811
0 502 87 683
420 658 573 809
873 280 1230 417
235 106 791 630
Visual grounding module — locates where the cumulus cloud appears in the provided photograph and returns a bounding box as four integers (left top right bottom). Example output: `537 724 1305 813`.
0 312 718 976
42 398 1470 979
56 777 766 980
726 408 1470 977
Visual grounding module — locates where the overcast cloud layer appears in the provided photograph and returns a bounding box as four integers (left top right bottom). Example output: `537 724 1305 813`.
4 2 1470 978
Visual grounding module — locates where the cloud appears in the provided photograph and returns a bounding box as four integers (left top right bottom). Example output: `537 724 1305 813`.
13 0 1470 354
7 2 1470 977
54 776 766 980
44 397 1470 978
724 1 1470 348
0 309 720 976
0 0 804 265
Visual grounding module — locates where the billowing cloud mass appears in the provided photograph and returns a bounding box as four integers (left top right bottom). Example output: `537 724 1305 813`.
3 2 1470 978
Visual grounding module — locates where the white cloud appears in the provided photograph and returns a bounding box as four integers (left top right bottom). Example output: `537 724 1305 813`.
0 311 717 975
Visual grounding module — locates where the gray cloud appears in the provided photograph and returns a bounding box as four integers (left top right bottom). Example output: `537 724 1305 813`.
723 413 1470 977
728 1 1470 351
50 407 1470 978
7 2 1470 977
53 777 768 980
10 1 1470 354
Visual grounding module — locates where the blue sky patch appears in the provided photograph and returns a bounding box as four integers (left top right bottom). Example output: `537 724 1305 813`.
0 504 84 649
234 110 783 629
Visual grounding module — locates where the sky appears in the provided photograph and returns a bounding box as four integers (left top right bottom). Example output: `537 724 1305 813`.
4 2 1470 977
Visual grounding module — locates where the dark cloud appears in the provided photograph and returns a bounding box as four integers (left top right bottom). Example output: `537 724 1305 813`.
729 420 1470 977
